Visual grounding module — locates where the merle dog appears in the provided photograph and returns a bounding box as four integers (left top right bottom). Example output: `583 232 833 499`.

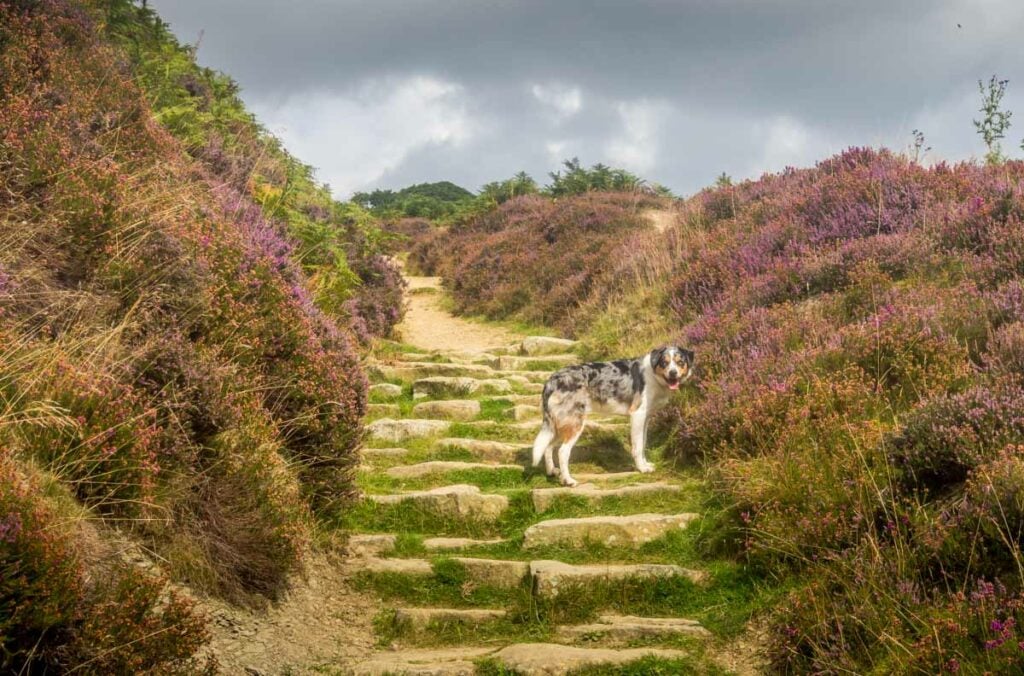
531 346 694 486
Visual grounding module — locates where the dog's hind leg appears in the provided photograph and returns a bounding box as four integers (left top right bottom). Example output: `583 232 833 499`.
556 422 585 487
531 420 557 476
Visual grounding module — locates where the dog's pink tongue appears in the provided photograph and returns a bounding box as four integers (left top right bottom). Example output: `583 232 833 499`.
668 381 680 390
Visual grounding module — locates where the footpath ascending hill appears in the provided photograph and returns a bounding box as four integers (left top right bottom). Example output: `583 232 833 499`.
343 271 764 674
411 149 1024 672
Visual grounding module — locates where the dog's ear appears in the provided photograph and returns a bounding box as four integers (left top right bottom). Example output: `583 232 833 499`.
649 346 667 365
682 348 695 365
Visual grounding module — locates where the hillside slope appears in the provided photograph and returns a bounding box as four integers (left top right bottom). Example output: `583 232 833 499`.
0 0 398 670
419 148 1024 672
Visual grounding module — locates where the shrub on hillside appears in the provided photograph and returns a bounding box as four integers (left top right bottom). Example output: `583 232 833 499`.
411 192 668 331
889 382 1024 494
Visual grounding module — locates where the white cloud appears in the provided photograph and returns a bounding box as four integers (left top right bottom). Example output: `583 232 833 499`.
531 83 583 120
251 76 477 197
746 116 833 177
605 99 671 174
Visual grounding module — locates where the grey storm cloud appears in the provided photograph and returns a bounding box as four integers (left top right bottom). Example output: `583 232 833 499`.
152 0 1024 197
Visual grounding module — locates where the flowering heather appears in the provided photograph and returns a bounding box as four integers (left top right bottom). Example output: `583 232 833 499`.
0 0 398 668
426 145 1024 671
410 191 670 331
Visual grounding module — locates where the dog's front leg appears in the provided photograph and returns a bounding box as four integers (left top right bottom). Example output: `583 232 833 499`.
630 408 654 473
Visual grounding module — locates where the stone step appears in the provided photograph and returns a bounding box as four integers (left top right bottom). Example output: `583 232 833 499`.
496 370 552 384
531 560 704 598
370 361 496 382
348 534 397 557
574 471 641 483
369 383 403 400
367 418 450 443
494 394 542 406
445 351 501 366
361 557 434 577
366 484 508 521
413 376 512 399
385 461 521 479
523 513 700 549
364 556 528 588
557 614 710 643
367 403 401 417
410 399 480 421
451 557 530 588
519 336 579 356
394 607 507 630
531 481 682 512
498 354 576 371
361 447 410 461
423 537 507 551
435 438 527 463
510 404 541 421
352 646 494 676
492 643 690 675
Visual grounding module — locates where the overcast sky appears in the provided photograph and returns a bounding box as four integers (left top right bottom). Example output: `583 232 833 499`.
151 0 1024 198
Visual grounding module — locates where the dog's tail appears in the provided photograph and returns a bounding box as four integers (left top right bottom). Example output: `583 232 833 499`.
531 381 556 467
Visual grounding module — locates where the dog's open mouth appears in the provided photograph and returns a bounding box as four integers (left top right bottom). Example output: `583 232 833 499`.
667 378 680 390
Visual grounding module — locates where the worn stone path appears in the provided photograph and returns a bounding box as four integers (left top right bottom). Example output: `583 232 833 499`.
346 271 760 675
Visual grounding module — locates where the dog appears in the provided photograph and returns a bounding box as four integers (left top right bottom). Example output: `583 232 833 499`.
531 346 694 487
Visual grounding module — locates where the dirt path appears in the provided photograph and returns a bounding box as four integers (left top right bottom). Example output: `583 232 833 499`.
643 208 677 232
397 275 523 353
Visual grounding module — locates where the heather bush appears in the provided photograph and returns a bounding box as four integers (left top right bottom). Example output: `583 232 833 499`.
412 191 669 331
0 0 397 663
889 382 1024 494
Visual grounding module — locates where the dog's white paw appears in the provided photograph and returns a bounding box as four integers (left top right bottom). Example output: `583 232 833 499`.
560 476 578 487
545 465 558 478
639 462 656 473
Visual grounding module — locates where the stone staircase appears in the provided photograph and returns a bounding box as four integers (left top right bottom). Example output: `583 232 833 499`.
346 334 737 675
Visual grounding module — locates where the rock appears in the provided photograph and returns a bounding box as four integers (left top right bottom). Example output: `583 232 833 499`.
361 447 410 461
511 404 542 421
497 394 542 406
348 534 397 557
367 403 401 417
370 361 495 381
499 354 576 371
352 647 496 676
530 560 704 598
385 461 521 479
369 383 404 399
360 557 433 577
523 513 700 549
452 557 530 588
392 352 436 362
367 484 509 521
520 336 579 356
394 607 506 630
531 482 683 512
422 537 507 551
435 438 526 463
412 376 512 399
509 420 543 432
492 643 689 675
498 370 552 384
412 399 481 421
557 614 710 642
366 418 450 443
572 471 641 483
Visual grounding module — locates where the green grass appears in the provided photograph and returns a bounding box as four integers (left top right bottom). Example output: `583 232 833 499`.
478 398 516 421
